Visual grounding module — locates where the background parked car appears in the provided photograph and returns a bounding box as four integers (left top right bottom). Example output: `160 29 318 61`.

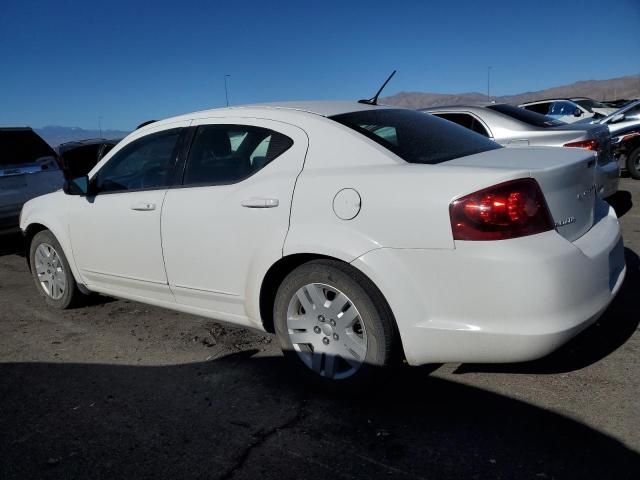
421 104 619 198
519 99 607 123
610 124 640 179
0 127 64 234
592 99 640 133
569 97 617 116
56 138 121 179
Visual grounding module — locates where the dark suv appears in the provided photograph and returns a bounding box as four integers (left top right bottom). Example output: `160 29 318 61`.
57 138 121 179
0 128 64 234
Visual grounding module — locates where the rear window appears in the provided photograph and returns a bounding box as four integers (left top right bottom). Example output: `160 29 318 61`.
487 104 565 127
330 109 500 164
0 129 57 166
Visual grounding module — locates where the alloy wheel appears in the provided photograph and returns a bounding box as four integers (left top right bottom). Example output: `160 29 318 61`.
34 243 66 300
286 283 367 379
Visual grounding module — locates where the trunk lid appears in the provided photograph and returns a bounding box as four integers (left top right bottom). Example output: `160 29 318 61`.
444 146 598 242
548 123 613 165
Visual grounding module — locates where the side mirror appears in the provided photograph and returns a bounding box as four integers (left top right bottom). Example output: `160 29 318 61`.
610 113 625 124
63 176 90 196
574 108 583 117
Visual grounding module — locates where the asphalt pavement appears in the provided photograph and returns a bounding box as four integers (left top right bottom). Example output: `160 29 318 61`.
0 178 639 479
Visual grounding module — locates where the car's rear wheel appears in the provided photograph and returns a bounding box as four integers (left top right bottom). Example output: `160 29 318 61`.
626 146 640 180
29 230 84 309
274 260 396 386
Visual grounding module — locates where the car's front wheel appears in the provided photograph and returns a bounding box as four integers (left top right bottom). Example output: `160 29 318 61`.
274 260 396 386
626 146 640 180
29 230 84 309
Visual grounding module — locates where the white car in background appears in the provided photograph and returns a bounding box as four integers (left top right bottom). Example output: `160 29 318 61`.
20 102 626 385
519 99 614 124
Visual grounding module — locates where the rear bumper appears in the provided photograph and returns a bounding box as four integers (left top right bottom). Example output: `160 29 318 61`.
596 160 619 198
351 206 625 366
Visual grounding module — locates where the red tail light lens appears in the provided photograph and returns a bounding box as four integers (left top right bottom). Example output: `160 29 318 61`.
450 178 554 241
564 139 598 151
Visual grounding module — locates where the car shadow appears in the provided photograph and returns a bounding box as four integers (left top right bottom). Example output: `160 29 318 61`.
455 247 639 375
1 353 639 480
608 190 633 218
0 233 24 257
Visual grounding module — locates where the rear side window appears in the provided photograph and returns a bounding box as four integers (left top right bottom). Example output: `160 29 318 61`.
330 109 500 164
183 125 293 186
432 113 490 137
522 103 551 115
487 104 565 127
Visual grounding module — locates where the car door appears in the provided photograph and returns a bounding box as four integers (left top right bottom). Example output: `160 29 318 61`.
68 122 189 301
161 118 308 325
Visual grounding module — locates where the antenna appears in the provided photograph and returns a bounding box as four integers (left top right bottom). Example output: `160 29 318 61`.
358 70 397 105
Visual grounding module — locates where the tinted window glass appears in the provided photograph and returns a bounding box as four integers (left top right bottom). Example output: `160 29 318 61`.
95 128 181 193
487 104 565 127
330 109 500 164
183 125 293 185
0 128 57 166
549 101 579 116
433 113 490 137
624 103 640 121
522 103 550 115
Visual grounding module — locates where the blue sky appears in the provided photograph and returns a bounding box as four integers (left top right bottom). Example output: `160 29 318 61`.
1 0 639 130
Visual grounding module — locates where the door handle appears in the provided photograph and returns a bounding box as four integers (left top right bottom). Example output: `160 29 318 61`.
241 198 279 208
130 202 156 211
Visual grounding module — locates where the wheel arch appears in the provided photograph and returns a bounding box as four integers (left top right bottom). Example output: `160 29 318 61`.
259 253 403 360
23 223 50 271
22 220 84 287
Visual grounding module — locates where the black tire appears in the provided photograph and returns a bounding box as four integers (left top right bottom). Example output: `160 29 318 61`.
29 230 84 309
626 146 640 180
273 259 397 388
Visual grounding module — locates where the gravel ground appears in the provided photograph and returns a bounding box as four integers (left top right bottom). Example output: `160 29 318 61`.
0 178 639 480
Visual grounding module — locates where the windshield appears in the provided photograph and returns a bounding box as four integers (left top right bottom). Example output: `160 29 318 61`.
573 99 606 112
601 100 640 124
487 104 566 127
330 109 500 164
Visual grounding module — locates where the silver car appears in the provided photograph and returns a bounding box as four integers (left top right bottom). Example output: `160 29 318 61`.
421 104 619 198
0 128 64 234
592 99 640 135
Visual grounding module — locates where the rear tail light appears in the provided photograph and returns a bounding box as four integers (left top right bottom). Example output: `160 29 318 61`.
449 178 554 241
564 139 598 150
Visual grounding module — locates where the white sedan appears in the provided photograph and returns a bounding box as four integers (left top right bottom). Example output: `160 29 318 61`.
20 101 626 385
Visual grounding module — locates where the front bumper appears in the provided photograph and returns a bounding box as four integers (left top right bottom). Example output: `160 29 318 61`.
351 206 626 366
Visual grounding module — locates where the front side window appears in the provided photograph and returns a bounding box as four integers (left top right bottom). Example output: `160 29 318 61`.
94 128 181 193
331 109 500 165
183 125 293 185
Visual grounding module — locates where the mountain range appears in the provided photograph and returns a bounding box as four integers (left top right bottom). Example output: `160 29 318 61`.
34 74 640 146
36 126 130 147
381 74 640 109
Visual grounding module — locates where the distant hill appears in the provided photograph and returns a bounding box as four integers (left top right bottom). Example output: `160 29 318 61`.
36 126 130 147
381 74 640 109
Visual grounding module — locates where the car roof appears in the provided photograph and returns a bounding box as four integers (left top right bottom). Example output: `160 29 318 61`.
520 98 578 105
421 104 501 113
144 101 397 132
